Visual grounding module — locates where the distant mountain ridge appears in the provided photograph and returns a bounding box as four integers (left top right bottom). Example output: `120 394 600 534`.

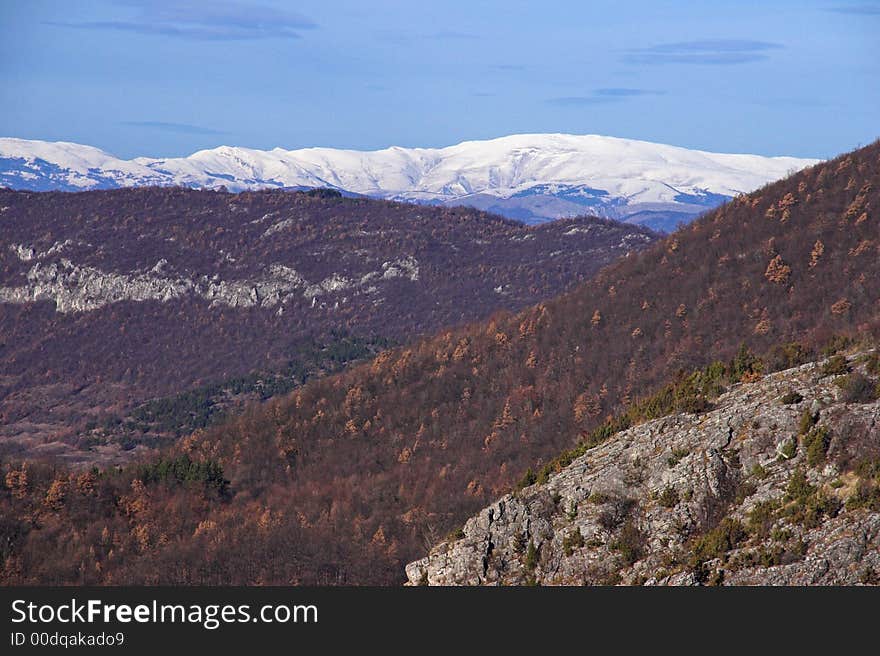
0 134 819 231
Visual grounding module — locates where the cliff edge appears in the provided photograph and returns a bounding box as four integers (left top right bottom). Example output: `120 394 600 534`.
407 353 880 585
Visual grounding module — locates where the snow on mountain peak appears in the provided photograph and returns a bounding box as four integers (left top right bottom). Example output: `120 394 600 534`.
0 134 820 230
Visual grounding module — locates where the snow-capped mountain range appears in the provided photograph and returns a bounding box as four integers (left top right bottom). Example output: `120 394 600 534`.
0 134 819 230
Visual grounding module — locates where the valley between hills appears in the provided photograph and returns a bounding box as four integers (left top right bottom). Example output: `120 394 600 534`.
0 189 656 465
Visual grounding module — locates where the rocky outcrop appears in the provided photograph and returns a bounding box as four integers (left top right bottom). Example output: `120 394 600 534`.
0 246 420 313
406 354 880 585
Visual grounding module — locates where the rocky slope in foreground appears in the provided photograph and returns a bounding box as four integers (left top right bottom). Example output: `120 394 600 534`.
407 353 880 585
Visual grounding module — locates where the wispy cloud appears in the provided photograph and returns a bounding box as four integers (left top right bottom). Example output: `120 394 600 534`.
623 39 783 65
121 121 225 135
827 3 880 15
426 30 479 40
47 1 317 41
547 88 664 106
595 88 664 98
375 29 478 45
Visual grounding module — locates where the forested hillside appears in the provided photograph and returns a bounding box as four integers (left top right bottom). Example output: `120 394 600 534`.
0 187 655 464
1 141 878 584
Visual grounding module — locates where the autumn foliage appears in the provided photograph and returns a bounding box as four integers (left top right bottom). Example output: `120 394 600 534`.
2 140 880 585
0 188 656 459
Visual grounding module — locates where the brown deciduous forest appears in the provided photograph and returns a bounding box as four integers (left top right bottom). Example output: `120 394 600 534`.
0 188 655 463
1 140 878 585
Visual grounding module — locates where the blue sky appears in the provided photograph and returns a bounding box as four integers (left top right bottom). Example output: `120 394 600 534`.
0 0 877 159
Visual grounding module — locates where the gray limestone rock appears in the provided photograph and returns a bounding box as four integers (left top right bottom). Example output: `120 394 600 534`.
406 354 880 586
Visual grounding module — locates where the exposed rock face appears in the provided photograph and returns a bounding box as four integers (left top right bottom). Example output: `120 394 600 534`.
406 354 880 585
0 246 420 313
